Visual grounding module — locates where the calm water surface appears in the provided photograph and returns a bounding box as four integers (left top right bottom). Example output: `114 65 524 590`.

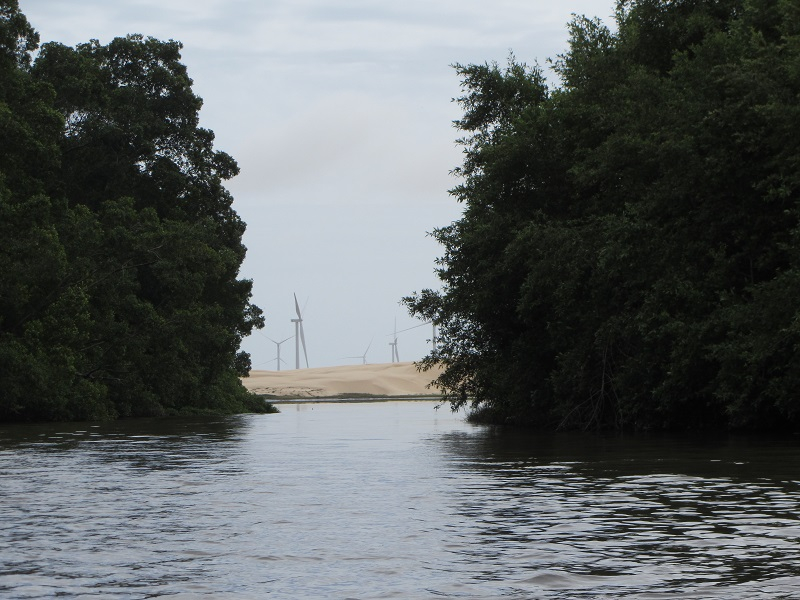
1 401 799 599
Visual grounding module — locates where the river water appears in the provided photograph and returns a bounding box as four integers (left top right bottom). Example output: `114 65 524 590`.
1 400 799 599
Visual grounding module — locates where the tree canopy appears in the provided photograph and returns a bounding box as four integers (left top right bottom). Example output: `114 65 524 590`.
406 0 800 431
0 0 269 421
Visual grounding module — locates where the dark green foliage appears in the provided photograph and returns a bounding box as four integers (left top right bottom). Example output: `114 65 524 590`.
0 0 268 421
406 0 800 431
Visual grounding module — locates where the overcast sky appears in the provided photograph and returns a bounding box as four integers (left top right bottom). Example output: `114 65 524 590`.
22 0 615 370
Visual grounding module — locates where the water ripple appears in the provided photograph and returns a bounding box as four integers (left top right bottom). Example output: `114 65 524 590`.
1 404 799 598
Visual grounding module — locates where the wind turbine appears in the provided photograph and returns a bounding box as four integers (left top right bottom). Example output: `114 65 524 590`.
389 319 399 363
291 293 309 369
347 339 373 365
267 336 292 371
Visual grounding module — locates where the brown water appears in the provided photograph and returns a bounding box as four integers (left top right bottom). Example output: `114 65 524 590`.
1 401 799 598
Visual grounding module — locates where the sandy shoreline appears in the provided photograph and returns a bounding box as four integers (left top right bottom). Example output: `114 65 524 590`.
241 362 442 399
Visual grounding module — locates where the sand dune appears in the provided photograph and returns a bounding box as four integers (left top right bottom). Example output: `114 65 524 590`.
241 362 442 398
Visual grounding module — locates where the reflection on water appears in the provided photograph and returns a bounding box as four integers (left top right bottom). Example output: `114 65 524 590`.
436 430 800 597
1 402 799 598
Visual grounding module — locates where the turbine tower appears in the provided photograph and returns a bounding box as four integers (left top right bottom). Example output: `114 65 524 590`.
291 293 309 369
267 336 292 371
389 320 399 363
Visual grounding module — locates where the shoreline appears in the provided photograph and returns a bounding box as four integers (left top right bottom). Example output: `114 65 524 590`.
264 395 443 405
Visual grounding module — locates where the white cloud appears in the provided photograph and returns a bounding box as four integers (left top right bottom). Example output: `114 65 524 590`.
229 91 458 206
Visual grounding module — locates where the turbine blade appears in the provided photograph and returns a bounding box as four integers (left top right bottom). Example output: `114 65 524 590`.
294 293 302 319
299 322 309 367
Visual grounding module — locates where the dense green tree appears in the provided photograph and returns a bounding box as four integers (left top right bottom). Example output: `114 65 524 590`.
407 0 800 431
0 0 268 421
0 0 102 420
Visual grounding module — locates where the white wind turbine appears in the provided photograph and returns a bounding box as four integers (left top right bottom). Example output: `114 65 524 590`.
389 320 399 363
267 335 292 371
291 293 309 369
347 339 373 365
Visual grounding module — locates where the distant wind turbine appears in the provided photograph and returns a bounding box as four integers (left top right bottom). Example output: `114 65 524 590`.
267 335 292 371
389 320 399 363
291 293 309 369
347 339 373 365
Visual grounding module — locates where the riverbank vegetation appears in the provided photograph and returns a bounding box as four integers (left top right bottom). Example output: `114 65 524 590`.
405 0 800 431
0 1 270 421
